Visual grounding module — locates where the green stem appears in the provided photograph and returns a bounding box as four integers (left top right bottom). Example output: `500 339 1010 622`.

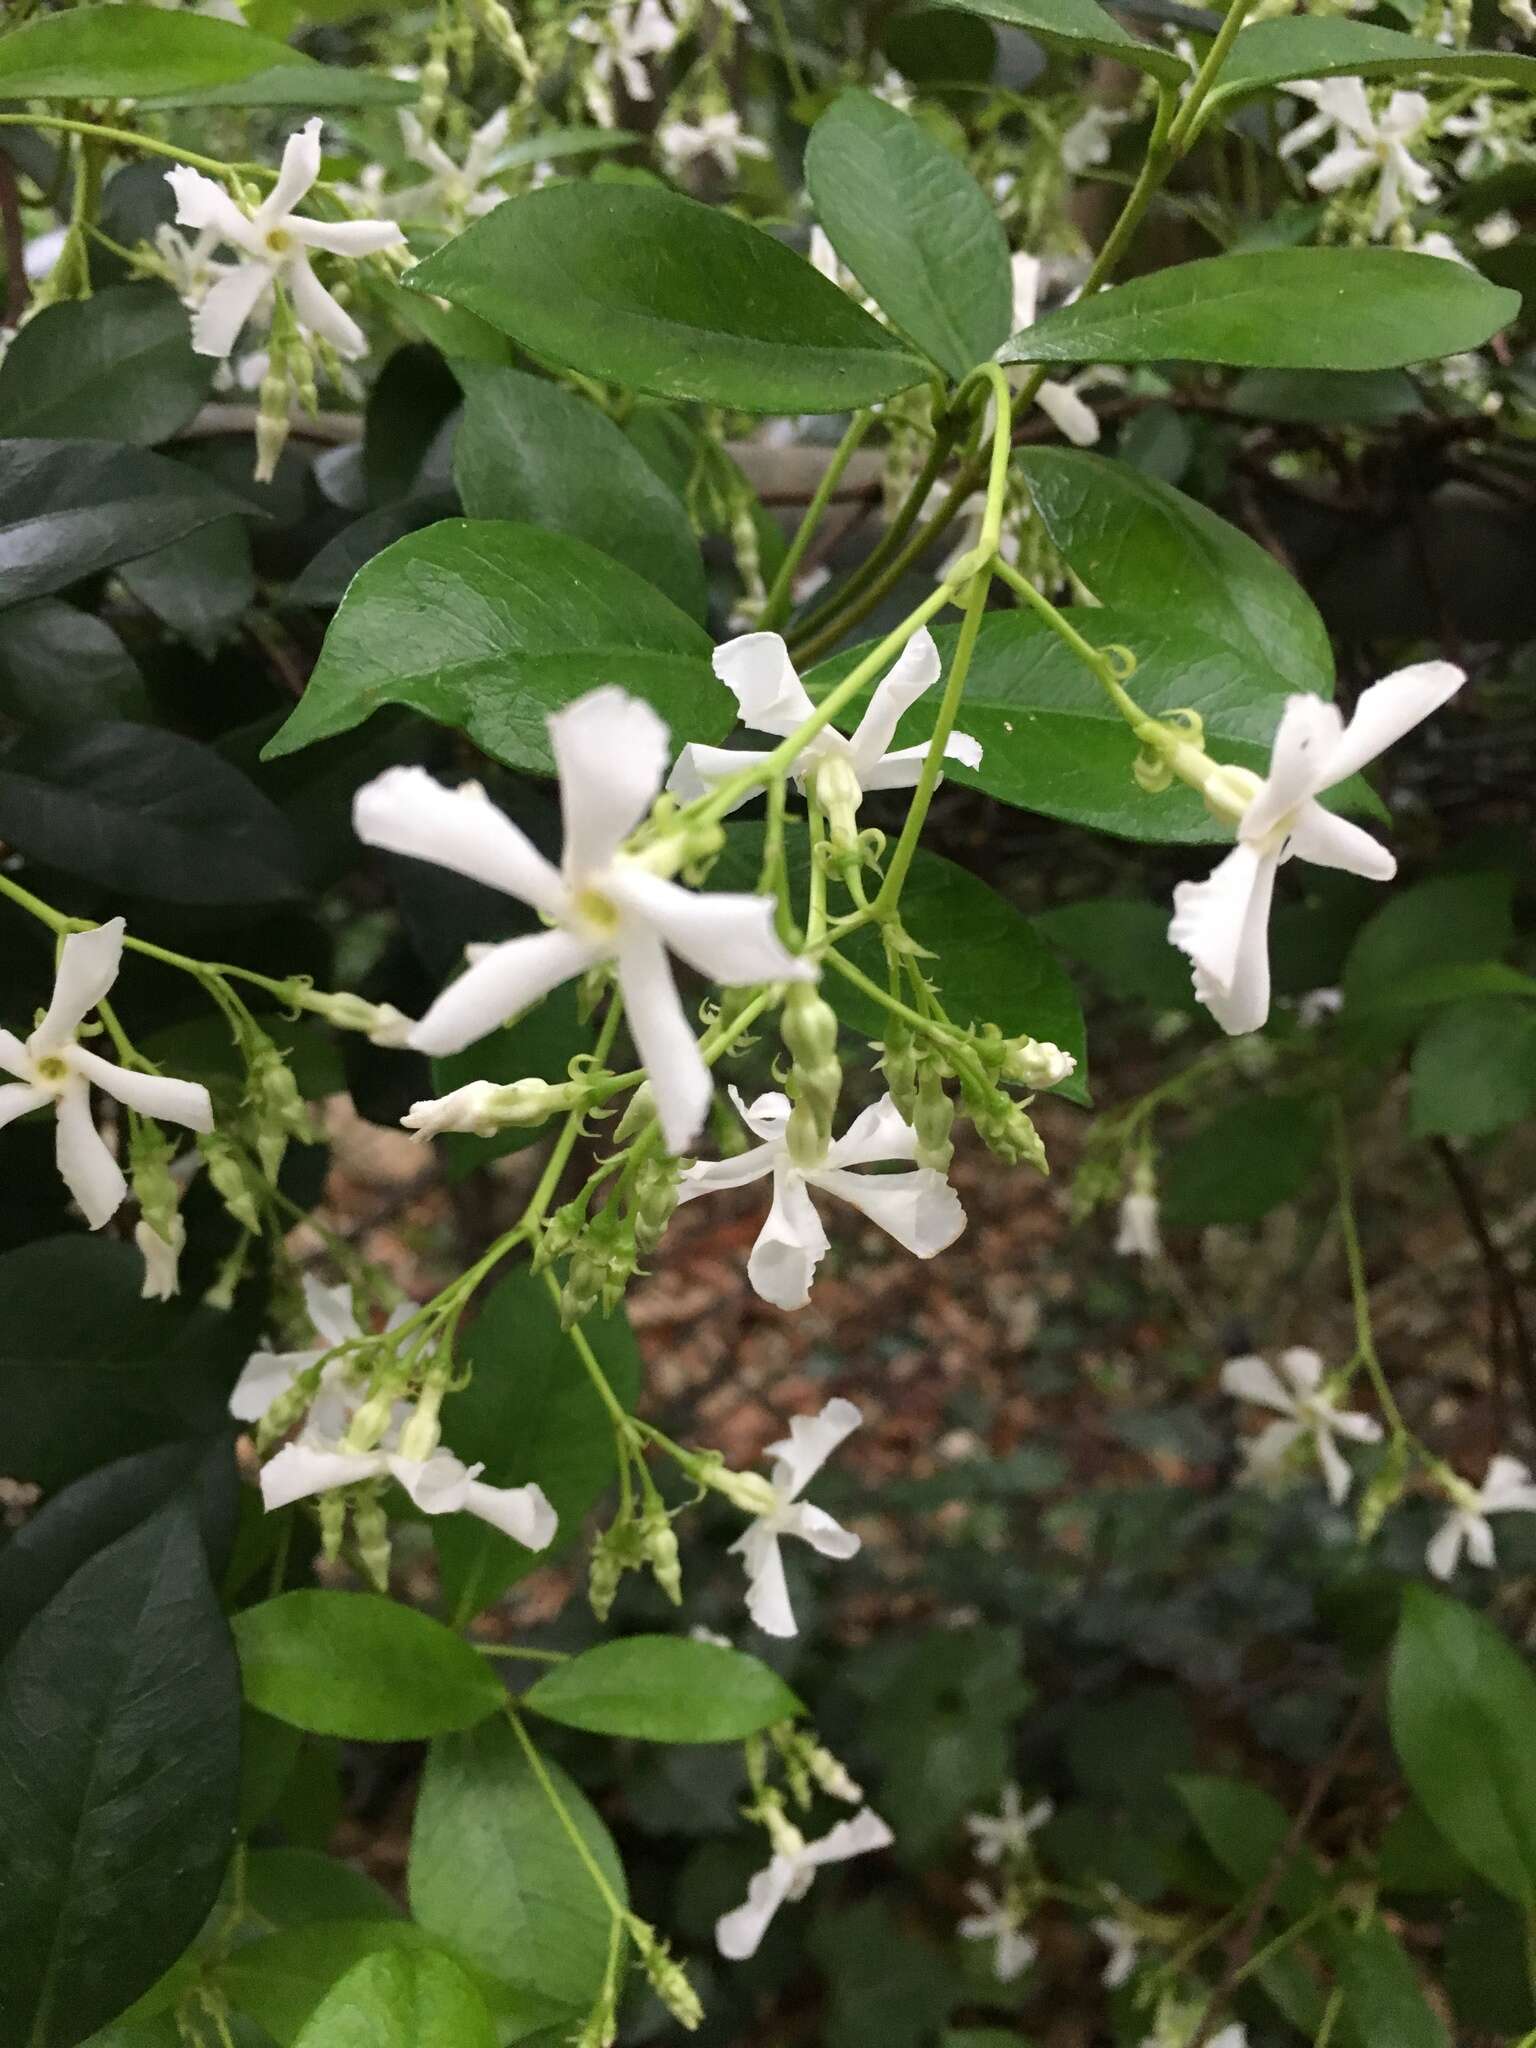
821 946 960 1046
0 111 260 183
1166 0 1265 155
505 1706 627 1918
990 556 1159 739
477 1642 569 1662
757 410 873 633
551 1277 633 1432
1331 1102 1408 1439
764 0 809 103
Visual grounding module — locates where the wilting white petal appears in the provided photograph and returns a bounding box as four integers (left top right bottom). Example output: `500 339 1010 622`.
260 1440 387 1510
715 1857 797 1959
551 686 670 875
1010 250 1042 331
410 928 599 1057
614 925 711 1153
259 117 324 228
1171 843 1277 1034
713 632 817 737
1221 1352 1298 1415
388 1453 557 1548
765 1397 863 1500
55 1082 126 1229
811 1164 965 1261
353 767 565 916
287 215 404 257
0 1081 48 1129
846 629 943 775
747 1168 830 1309
824 1094 920 1169
69 1047 213 1132
666 742 774 808
190 259 271 358
1285 805 1395 881
286 251 367 358
33 919 125 1053
609 866 811 986
730 1521 797 1638
1313 661 1465 791
166 165 260 251
1035 378 1100 447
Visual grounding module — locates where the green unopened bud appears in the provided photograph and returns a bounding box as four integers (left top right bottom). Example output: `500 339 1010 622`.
1355 1432 1408 1543
782 983 841 1168
588 1516 646 1622
641 1500 682 1604
632 1157 679 1256
199 1131 261 1233
419 49 451 125
533 1195 589 1273
881 1021 919 1121
255 368 291 484
129 1121 180 1239
561 1244 605 1328
700 1459 780 1518
474 0 535 73
297 988 416 1046
914 1065 954 1171
805 1738 862 1803
345 1391 398 1452
613 1081 656 1141
970 1093 1048 1171
627 1921 703 2032
205 1232 252 1314
354 1492 391 1591
807 751 865 853
397 1382 444 1464
319 1489 347 1562
758 1793 807 1860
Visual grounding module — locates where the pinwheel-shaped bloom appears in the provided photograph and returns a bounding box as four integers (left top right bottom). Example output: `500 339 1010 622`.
959 1882 1037 1982
715 1808 893 1959
659 110 770 178
668 629 981 825
1281 79 1438 238
570 0 679 101
0 920 212 1232
1007 252 1102 448
965 1784 1053 1866
677 1090 966 1311
1427 1455 1536 1580
354 689 811 1154
1093 1916 1142 1990
724 1398 864 1637
1168 663 1464 1034
1221 1347 1382 1506
390 107 510 225
167 118 405 361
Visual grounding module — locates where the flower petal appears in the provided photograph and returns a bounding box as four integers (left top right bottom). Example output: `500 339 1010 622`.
286 250 366 358
302 1276 359 1349
712 632 817 738
1425 1512 1465 1580
353 766 565 916
260 1440 386 1510
550 686 670 876
676 1144 779 1201
810 1164 966 1259
614 926 712 1153
411 928 599 1057
1308 140 1378 193
1240 694 1346 843
666 743 772 809
1286 803 1395 881
1313 660 1465 791
715 1857 797 1959
855 729 982 791
847 628 942 775
765 1396 862 1498
262 118 324 226
804 1807 894 1868
1313 1424 1353 1507
287 215 405 257
1010 250 1041 330
1221 1352 1297 1415
1036 377 1100 447
732 1524 798 1638
1171 844 1277 1034
1279 1345 1325 1394
33 918 125 1053
1481 1455 1536 1514
609 868 812 987
824 1093 919 1169
734 1086 792 1143
0 1082 49 1130
464 1477 558 1548
166 165 258 251
190 260 272 359
779 1499 861 1561
746 1169 830 1310
229 1346 324 1422
69 1047 213 1132
55 1082 125 1230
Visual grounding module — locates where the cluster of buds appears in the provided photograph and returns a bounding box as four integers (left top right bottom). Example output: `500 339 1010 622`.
781 983 842 1168
769 1721 863 1809
588 1486 681 1620
626 1918 703 2031
129 1120 187 1302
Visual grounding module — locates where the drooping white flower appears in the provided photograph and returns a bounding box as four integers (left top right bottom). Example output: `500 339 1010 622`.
715 1807 894 1959
0 921 213 1231
1281 79 1438 238
1093 1915 1142 1989
723 1397 864 1637
166 118 405 360
389 107 511 226
570 0 679 103
1061 104 1129 174
959 1881 1037 1981
1008 252 1101 447
677 1090 966 1311
668 629 982 827
965 1784 1053 1866
1114 1187 1162 1260
660 110 771 179
353 689 811 1154
136 1215 186 1301
1221 1347 1383 1507
1168 664 1465 1034
1427 1455 1536 1579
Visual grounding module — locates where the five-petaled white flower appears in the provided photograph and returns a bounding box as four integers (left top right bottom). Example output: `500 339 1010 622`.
390 107 511 226
959 1881 1037 1982
1281 79 1438 238
1007 252 1103 449
668 629 981 827
167 118 404 361
1427 1455 1536 1580
1093 1915 1142 1989
660 110 771 179
724 1397 864 1637
1221 1347 1383 1507
353 689 811 1154
1168 663 1464 1034
965 1784 1053 1866
677 1089 966 1311
571 0 679 102
0 920 213 1231
715 1807 894 1959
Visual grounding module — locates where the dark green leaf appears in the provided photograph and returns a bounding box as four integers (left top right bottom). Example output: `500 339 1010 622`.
408 185 930 413
1175 1774 1327 1913
525 1635 802 1742
0 1502 240 2048
1201 17 1536 121
1034 897 1196 1009
232 1591 507 1740
805 90 1011 381
940 0 1189 82
291 1949 497 2048
0 5 305 97
1000 250 1520 371
0 598 150 726
1162 1097 1327 1226
140 62 416 111
1409 999 1536 1141
0 286 210 445
1336 1918 1449 2048
244 1849 401 1929
262 519 723 766
118 519 255 653
1227 368 1421 425
1343 871 1515 1005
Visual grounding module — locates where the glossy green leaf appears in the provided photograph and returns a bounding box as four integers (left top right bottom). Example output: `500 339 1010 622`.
1034 897 1196 1010
1336 1919 1449 2048
262 520 724 766
233 1591 506 1739
1000 249 1520 371
0 599 149 726
1201 17 1536 121
244 1849 401 1930
0 440 253 608
0 5 304 97
0 286 210 445
1226 367 1421 425
408 184 930 412
0 1502 240 2048
1343 871 1515 1006
1390 1584 1536 1907
1162 1096 1327 1226
140 62 415 111
805 90 1011 381
454 366 706 620
940 0 1189 82
409 1716 627 2016
435 1267 642 1622
525 1635 802 1742
489 126 639 172
291 1950 497 2048
1409 999 1536 1141
117 518 255 654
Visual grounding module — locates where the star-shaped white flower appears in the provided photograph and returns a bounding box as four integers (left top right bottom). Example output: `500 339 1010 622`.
1093 1914 1141 1989
668 629 982 823
1168 663 1465 1034
166 118 404 361
715 1807 894 1959
390 107 511 226
965 1784 1053 1866
959 1881 1037 1982
570 0 679 102
353 689 812 1155
1008 252 1103 449
676 1089 966 1310
1427 1455 1536 1580
1281 79 1438 239
723 1398 864 1637
1061 105 1129 174
1221 1347 1383 1507
660 110 770 179
0 920 213 1231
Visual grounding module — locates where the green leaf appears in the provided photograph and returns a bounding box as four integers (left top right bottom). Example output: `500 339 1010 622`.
1390 1584 1536 1907
117 518 255 655
0 722 305 904
1019 446 1334 696
0 4 306 97
1175 1775 1326 1909
369 280 514 368
435 1267 642 1622
1034 897 1196 1010
1409 999 1536 1141
409 1716 627 2015
1351 961 1536 1019
0 439 253 608
262 519 723 765
291 1950 497 2048
453 366 706 620
939 0 1189 82
1162 1096 1327 1227
999 249 1520 371
0 286 210 445
1200 17 1536 121
1343 871 1515 1007
0 599 150 726
232 1591 506 1739
489 127 640 173
407 184 930 413
244 1849 402 1930
1227 368 1421 425
0 1502 240 2048
140 62 415 111
804 90 1011 382
525 1635 802 1742
1336 1919 1449 2048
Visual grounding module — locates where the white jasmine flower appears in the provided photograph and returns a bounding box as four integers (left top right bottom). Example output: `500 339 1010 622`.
353 689 812 1154
959 1881 1037 1982
0 921 213 1231
390 107 511 226
724 1397 864 1637
715 1807 893 1958
668 629 982 826
660 110 770 179
136 1215 186 1301
152 221 229 310
1061 105 1128 174
1475 208 1520 249
229 1274 409 1429
1412 230 1471 266
571 0 679 103
1167 663 1465 1034
1444 97 1509 181
872 68 914 110
166 118 405 360
1008 253 1101 447
1115 1187 1162 1260
1221 1347 1382 1506
966 1784 1053 1866
24 226 67 280
1281 79 1438 238
677 1089 966 1311
1427 1455 1536 1579
1296 986 1345 1028
1093 1915 1141 1989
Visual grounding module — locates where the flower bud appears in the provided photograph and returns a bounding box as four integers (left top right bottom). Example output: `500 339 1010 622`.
299 989 417 1045
319 1489 347 1562
344 1391 398 1452
136 1216 185 1302
807 752 865 853
397 1384 444 1465
403 1077 583 1142
881 1021 919 1121
205 1232 252 1314
254 368 291 484
641 1500 682 1605
914 1064 954 1172
199 1131 261 1233
700 1459 780 1518
806 1739 862 1803
1003 1037 1077 1090
782 983 841 1168
632 1157 680 1257
627 1921 703 2031
354 1493 392 1591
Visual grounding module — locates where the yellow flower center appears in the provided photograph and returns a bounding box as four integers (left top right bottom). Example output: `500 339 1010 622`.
573 888 620 939
35 1054 68 1085
264 226 293 256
